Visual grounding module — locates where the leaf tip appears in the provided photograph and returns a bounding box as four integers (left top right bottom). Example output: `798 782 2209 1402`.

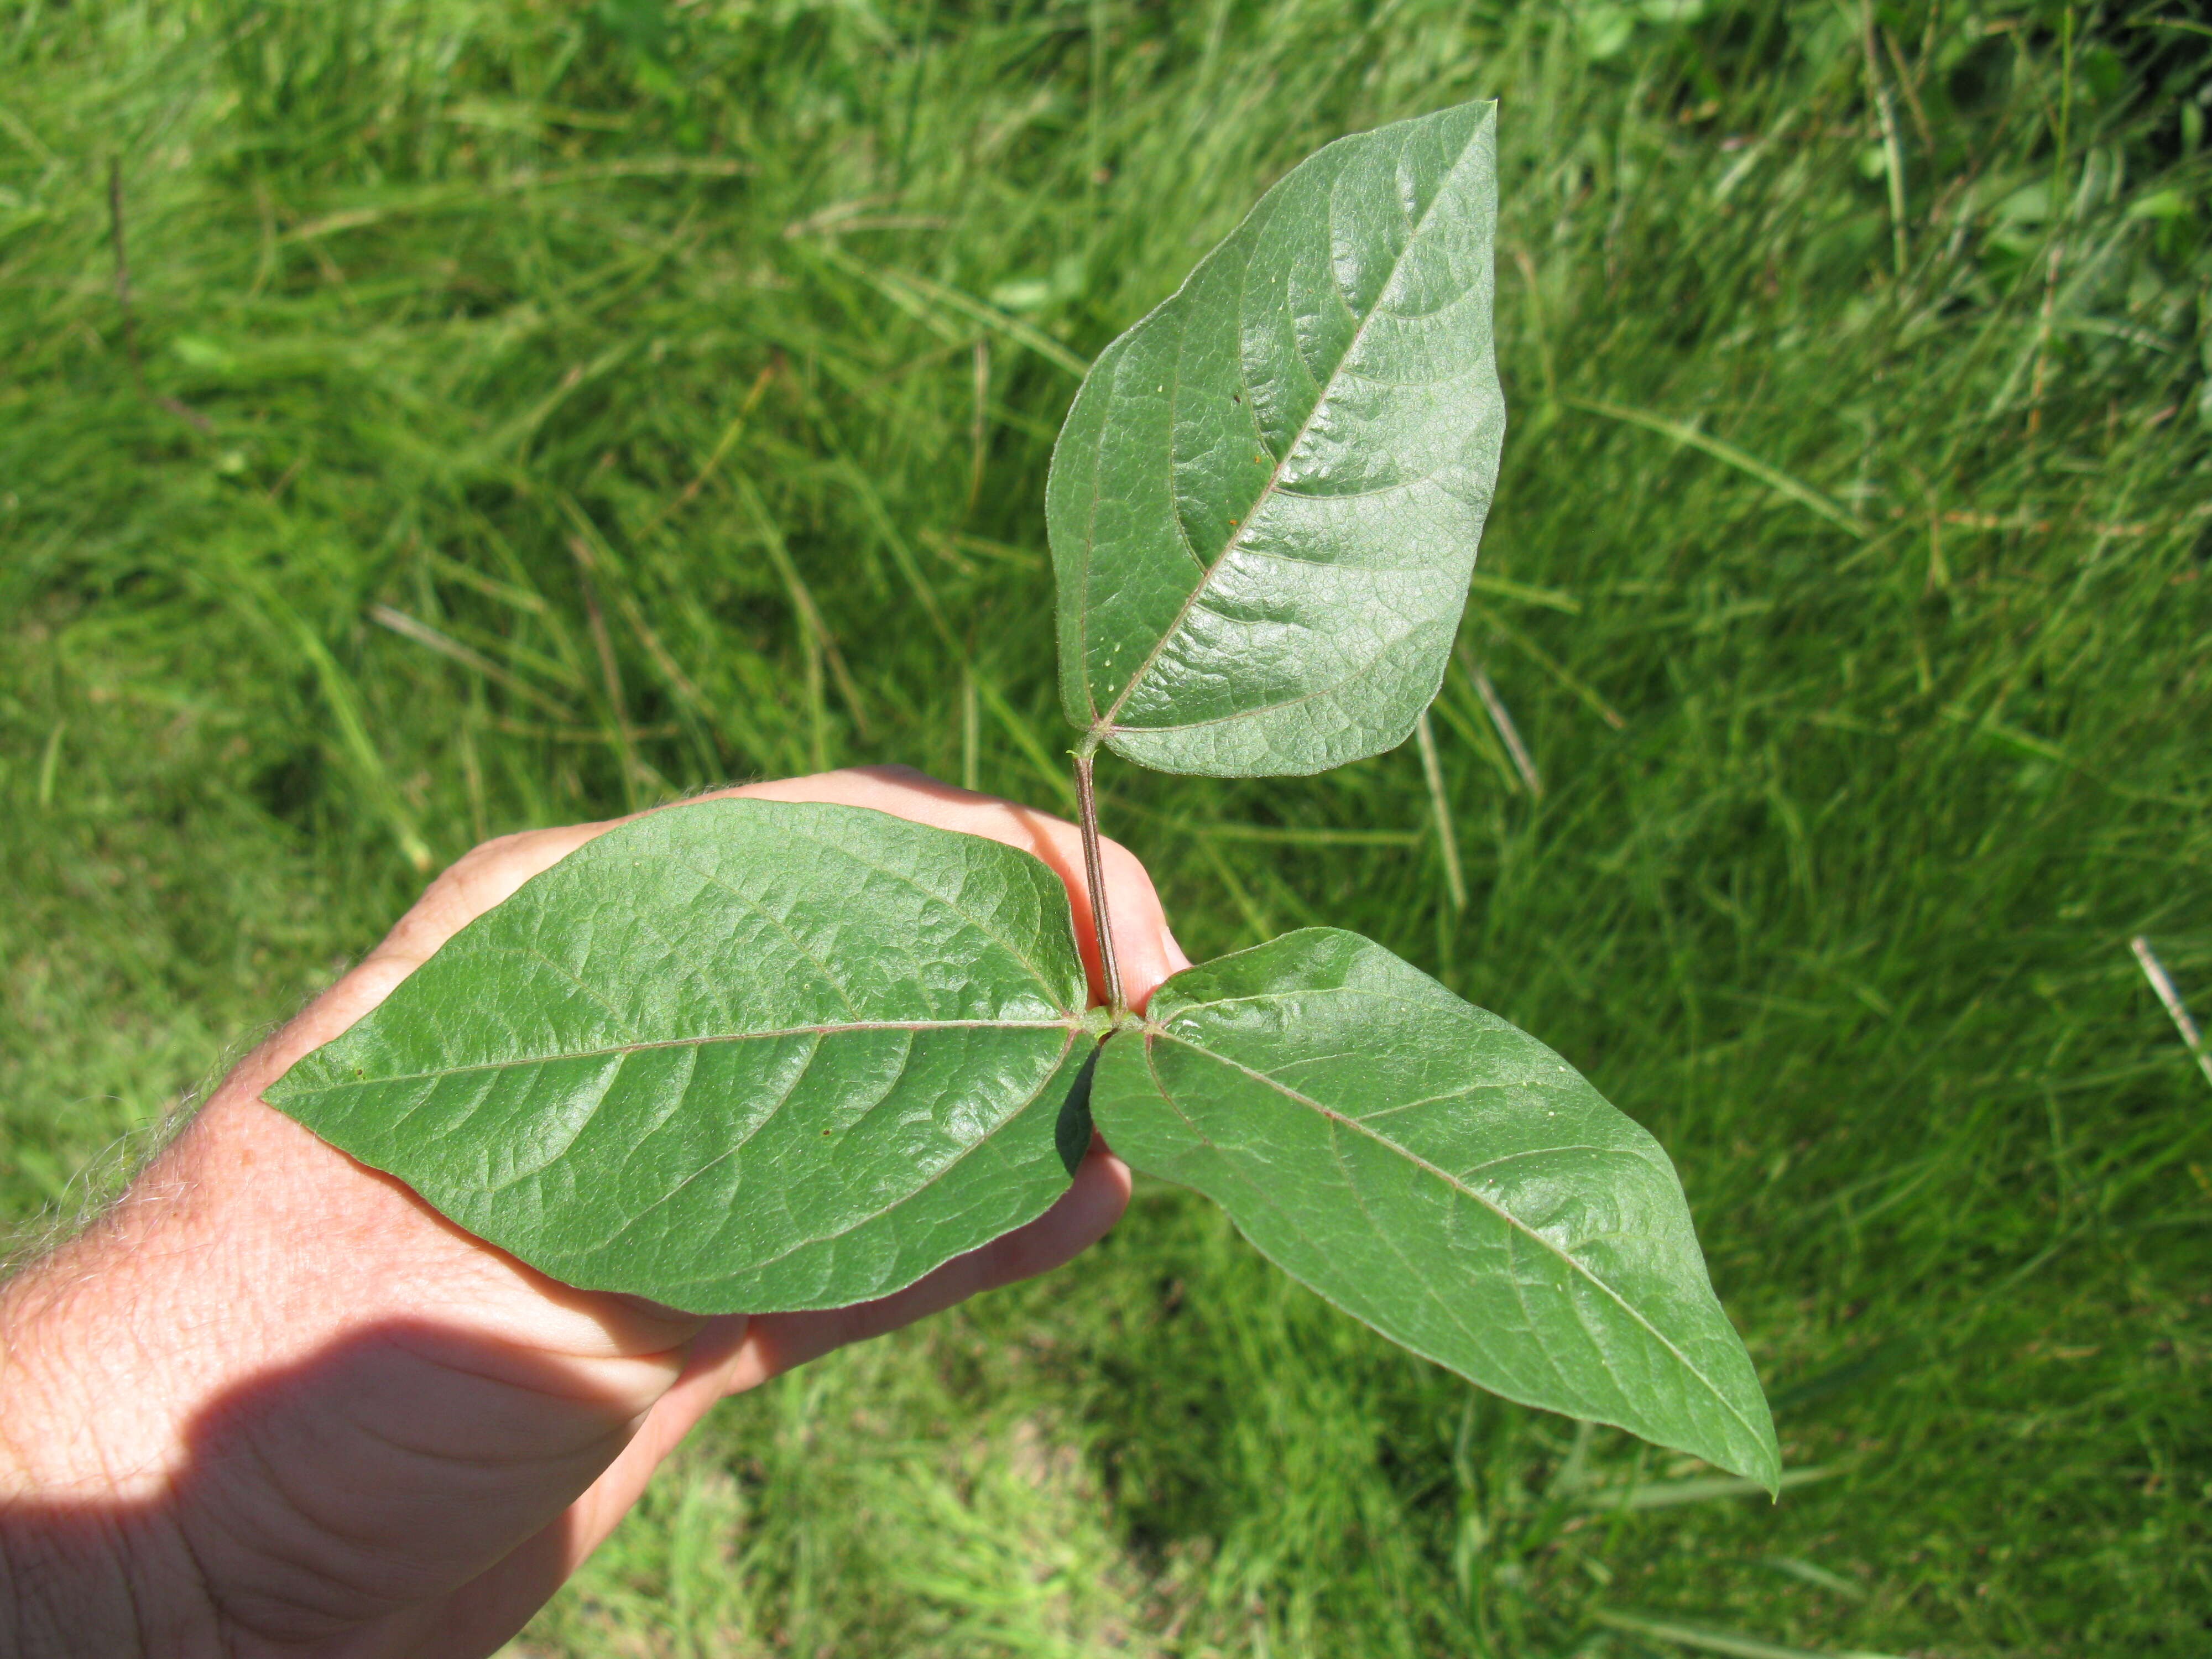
1733 1415 1785 1500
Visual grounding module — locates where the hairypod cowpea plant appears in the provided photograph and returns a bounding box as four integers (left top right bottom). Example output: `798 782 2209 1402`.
268 102 1780 1491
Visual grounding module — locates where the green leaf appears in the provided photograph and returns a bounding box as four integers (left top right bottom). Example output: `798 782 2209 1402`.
267 801 1106 1314
1048 101 1504 777
1091 929 1780 1488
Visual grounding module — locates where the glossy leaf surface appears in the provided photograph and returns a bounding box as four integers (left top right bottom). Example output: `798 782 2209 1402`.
1048 101 1504 776
268 801 1104 1314
1092 928 1780 1488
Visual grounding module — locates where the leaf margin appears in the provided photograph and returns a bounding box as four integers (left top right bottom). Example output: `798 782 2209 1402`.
1047 98 1506 778
1092 926 1782 1491
265 798 1109 1316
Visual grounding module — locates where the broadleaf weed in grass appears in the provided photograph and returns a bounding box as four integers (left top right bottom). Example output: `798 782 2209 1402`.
4 0 2210 1651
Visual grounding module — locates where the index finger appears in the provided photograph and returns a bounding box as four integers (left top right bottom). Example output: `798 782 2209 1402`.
368 765 1192 1013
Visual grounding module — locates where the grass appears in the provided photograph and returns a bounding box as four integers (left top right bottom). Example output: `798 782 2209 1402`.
4 0 2210 1651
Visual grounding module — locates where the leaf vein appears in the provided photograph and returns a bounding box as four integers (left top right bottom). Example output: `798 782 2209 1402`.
1112 614 1435 735
670 1028 1084 1285
1154 1029 1763 1446
783 826 1074 1009
1087 122 1489 745
281 1019 1078 1093
653 853 869 1018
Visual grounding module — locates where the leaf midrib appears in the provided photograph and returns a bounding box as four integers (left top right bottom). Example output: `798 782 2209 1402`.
1149 1025 1766 1453
1135 1036 1583 1410
281 1017 1083 1095
1107 610 1435 735
1086 118 1486 747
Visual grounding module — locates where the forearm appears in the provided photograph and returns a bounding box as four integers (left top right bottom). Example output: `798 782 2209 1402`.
0 1074 692 1658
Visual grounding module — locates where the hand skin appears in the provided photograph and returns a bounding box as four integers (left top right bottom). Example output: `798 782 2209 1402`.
0 766 1189 1659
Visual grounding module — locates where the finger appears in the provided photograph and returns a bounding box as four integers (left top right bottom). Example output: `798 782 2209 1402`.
701 1135 1132 1395
445 1306 749 1632
440 1136 1131 1641
352 766 1191 1016
727 766 1192 1009
365 820 614 968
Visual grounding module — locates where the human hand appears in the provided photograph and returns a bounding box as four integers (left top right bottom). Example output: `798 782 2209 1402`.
0 766 1188 1659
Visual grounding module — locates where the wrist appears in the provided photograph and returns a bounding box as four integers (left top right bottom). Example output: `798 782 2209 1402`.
0 1503 229 1659
1 1267 227 1659
0 1087 358 1657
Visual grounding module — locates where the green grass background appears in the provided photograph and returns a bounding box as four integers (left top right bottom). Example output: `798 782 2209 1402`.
4 0 2210 1651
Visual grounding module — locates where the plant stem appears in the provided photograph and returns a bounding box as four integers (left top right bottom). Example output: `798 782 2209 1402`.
1073 747 1125 1015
